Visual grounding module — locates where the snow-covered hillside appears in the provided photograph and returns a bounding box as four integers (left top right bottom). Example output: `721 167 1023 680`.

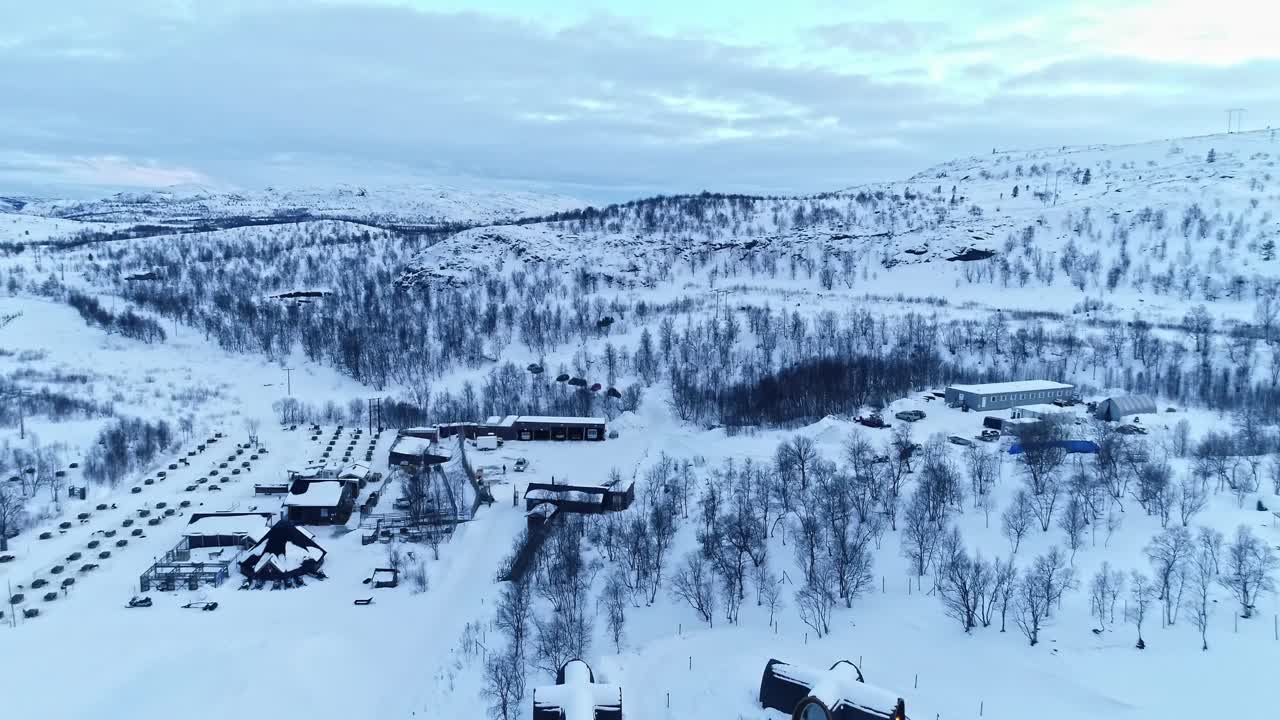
12 183 583 232
401 129 1280 323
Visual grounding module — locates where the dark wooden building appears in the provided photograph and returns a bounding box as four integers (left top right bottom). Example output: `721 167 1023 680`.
524 479 634 516
283 477 356 525
412 416 607 443
509 416 605 441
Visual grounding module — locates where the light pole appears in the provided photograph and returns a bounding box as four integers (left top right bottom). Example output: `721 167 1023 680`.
283 367 293 397
2 390 27 440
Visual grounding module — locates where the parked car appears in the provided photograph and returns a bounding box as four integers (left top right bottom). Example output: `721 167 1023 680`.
895 410 926 423
947 435 974 447
978 429 1001 442
856 413 888 429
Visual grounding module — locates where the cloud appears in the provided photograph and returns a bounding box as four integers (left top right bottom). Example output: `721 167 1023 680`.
0 2 1276 199
811 20 948 54
0 151 211 190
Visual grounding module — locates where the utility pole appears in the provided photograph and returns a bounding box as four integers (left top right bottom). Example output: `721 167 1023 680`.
3 390 28 440
283 367 293 397
1226 108 1246 133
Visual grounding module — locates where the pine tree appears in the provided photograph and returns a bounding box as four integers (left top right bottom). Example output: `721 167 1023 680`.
1082 168 1092 185
1262 238 1276 261
1011 184 1019 198
1206 148 1216 163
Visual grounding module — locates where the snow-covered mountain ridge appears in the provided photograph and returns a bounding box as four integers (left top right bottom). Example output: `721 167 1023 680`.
10 183 583 230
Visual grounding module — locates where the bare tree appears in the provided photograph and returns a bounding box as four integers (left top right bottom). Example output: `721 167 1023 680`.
777 435 819 491
937 531 995 633
482 648 525 720
901 486 941 576
760 569 785 626
992 557 1018 632
1218 525 1278 619
602 572 627 652
244 417 261 447
1001 490 1034 555
796 563 838 638
1018 419 1069 495
1127 571 1156 648
494 579 532 661
1027 474 1062 532
1089 562 1125 630
1171 419 1191 458
670 551 717 627
406 559 429 593
1186 532 1217 650
1178 474 1208 526
964 444 1001 500
1146 526 1193 626
1013 572 1049 646
385 539 403 572
0 480 25 552
1057 496 1088 560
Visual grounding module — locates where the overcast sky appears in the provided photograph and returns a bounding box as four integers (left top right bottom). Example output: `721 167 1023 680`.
2 0 1277 200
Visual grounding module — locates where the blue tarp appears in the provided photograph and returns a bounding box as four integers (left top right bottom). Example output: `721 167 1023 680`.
1008 440 1100 455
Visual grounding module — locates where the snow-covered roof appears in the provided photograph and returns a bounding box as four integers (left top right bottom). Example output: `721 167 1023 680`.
526 487 605 503
516 415 605 425
771 661 900 718
1017 403 1071 413
283 480 346 507
533 661 621 720
1097 394 1157 414
338 463 371 480
241 521 326 577
948 380 1073 394
292 459 341 478
185 513 273 541
392 435 434 456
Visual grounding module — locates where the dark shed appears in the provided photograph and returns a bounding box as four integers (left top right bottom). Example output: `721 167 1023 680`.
759 659 905 720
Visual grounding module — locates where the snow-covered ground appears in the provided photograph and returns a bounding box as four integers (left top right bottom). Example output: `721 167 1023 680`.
2 384 1276 720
